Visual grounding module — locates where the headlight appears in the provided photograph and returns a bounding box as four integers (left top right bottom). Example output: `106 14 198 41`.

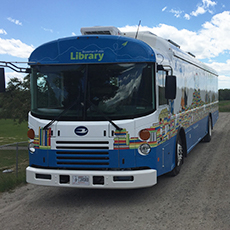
28 141 35 153
138 143 151 156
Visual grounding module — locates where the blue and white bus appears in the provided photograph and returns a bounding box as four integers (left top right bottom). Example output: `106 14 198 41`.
6 26 220 189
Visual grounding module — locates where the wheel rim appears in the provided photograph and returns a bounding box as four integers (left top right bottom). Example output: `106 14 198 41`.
177 143 183 166
209 119 212 137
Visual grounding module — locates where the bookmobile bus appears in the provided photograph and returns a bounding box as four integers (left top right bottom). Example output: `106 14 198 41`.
0 26 218 189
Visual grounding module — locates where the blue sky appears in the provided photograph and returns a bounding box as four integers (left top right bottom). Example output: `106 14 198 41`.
0 0 230 88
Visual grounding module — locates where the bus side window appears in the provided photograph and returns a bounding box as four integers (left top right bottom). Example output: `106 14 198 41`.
157 70 167 105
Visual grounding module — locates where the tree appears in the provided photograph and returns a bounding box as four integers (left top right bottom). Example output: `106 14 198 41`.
0 75 30 123
219 89 230 101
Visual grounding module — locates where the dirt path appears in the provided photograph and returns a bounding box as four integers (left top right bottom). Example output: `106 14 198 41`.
0 113 229 230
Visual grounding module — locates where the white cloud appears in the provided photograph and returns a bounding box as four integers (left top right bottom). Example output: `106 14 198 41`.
0 29 7 35
72 32 76 36
119 11 230 88
0 38 34 58
163 0 217 19
184 13 191 20
191 0 217 17
200 11 230 58
191 6 206 16
42 27 53 33
5 72 26 86
169 9 183 18
204 0 217 7
206 59 230 76
216 75 230 89
121 11 230 60
7 17 22 26
206 60 230 88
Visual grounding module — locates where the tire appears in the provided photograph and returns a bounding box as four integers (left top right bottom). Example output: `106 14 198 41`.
169 135 184 176
203 116 212 142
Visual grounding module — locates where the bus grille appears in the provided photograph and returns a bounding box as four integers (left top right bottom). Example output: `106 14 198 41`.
55 141 110 167
56 140 109 150
56 151 110 167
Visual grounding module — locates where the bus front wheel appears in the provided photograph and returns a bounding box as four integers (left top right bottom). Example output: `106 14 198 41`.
170 135 184 176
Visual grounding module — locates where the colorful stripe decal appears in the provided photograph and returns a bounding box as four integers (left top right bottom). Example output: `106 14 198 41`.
34 127 51 149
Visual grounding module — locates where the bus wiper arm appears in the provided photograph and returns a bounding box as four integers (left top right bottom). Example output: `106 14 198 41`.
43 100 79 130
44 99 123 132
88 100 123 131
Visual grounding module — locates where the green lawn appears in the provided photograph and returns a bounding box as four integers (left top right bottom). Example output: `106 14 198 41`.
0 149 28 169
0 119 28 146
219 100 230 112
0 119 29 193
0 148 29 193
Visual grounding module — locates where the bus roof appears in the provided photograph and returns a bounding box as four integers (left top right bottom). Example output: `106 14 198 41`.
28 26 218 76
28 35 156 65
124 31 218 76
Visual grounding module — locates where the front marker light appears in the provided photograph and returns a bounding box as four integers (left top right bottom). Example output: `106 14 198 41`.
138 143 151 156
28 141 35 153
27 129 35 139
139 129 150 141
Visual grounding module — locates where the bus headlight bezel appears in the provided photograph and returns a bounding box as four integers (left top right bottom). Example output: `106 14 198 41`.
138 143 151 156
28 141 35 153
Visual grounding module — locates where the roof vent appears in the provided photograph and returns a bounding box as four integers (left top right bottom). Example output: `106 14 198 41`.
187 52 196 58
81 26 121 35
167 39 180 49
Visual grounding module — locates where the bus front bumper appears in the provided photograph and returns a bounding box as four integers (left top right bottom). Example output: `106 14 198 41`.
26 166 157 189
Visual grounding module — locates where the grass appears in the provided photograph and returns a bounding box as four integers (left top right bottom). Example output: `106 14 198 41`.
0 119 29 193
0 119 28 146
219 100 230 112
0 149 28 169
0 171 27 193
0 149 28 193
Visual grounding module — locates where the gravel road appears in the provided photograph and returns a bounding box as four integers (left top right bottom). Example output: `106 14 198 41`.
0 113 229 230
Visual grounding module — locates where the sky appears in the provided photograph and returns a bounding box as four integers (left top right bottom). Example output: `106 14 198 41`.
0 0 230 89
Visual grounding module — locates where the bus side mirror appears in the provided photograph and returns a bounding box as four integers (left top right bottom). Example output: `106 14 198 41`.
0 68 5 93
165 75 176 100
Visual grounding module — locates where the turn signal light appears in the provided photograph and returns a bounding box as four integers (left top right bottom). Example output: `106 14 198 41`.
139 129 150 140
27 129 35 139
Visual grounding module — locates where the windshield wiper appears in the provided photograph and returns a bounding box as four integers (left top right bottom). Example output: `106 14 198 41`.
87 100 123 131
44 99 123 132
43 100 79 130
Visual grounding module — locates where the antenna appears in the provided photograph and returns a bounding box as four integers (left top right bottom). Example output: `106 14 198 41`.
135 20 141 39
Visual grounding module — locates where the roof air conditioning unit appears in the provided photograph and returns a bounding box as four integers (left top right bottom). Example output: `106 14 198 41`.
80 26 121 35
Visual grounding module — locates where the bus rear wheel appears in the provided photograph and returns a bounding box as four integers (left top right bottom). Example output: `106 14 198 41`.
170 135 184 176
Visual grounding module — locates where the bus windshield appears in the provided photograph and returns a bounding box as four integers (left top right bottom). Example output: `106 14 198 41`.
30 63 155 121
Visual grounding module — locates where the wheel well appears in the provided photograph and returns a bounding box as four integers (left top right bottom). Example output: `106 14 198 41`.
178 127 187 158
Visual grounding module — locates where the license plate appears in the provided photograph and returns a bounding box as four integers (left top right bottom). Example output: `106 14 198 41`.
72 175 90 186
